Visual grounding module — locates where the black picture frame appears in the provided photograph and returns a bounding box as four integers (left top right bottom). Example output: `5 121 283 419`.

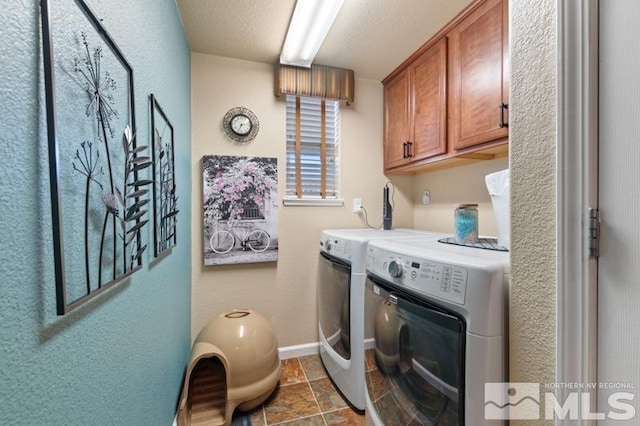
150 94 179 258
40 0 151 315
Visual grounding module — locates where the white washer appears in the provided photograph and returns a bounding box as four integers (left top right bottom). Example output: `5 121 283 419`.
364 235 509 425
317 228 435 410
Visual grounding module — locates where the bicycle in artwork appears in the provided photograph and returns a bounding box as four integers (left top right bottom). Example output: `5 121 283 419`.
209 220 271 254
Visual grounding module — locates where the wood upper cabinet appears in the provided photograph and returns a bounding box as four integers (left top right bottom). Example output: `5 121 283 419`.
383 69 410 169
410 38 448 161
448 0 509 150
383 0 509 174
384 38 447 171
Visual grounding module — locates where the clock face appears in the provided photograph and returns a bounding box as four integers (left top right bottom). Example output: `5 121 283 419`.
230 114 251 135
223 107 259 143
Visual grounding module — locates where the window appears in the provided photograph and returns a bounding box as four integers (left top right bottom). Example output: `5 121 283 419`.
285 95 340 203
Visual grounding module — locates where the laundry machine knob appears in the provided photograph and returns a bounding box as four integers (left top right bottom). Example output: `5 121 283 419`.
388 260 403 278
325 240 332 251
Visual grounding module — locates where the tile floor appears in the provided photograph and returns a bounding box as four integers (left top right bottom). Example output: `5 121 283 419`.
239 354 365 426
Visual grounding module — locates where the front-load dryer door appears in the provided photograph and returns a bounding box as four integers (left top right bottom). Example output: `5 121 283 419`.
318 252 351 360
365 275 466 425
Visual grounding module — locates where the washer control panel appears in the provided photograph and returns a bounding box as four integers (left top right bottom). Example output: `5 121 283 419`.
367 246 468 305
320 237 352 262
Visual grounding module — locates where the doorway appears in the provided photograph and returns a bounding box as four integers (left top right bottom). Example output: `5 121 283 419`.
597 0 640 423
558 0 639 423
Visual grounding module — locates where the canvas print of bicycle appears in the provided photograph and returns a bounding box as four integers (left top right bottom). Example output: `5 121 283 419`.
202 155 278 265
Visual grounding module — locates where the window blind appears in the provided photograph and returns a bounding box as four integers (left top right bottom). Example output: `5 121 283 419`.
286 95 340 198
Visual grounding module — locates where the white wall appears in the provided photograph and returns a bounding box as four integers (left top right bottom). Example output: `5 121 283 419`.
190 53 413 346
510 0 557 416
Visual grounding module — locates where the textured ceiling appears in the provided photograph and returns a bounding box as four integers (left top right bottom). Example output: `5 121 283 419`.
176 0 471 81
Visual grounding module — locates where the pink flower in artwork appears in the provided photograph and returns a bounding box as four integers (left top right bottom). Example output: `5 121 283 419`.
204 157 278 223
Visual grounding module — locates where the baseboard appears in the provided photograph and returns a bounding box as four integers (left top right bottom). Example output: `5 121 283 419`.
278 342 320 359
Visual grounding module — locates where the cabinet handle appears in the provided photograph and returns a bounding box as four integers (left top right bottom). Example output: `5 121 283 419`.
499 103 509 128
402 141 408 159
406 141 413 158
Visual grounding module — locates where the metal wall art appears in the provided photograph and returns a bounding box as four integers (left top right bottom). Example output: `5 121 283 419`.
150 94 178 258
202 155 279 266
41 0 151 314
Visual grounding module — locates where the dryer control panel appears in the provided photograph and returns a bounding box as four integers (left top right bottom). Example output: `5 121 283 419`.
367 246 468 305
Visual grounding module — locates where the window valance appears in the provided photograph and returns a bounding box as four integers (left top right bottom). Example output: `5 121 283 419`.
275 64 354 105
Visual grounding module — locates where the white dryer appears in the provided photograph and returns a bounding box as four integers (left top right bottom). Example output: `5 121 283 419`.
364 235 509 425
317 228 435 410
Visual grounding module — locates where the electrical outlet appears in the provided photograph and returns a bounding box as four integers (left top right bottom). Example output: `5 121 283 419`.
353 198 363 213
422 190 431 205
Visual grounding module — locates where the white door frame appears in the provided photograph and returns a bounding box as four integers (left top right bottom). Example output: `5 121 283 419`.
556 0 599 425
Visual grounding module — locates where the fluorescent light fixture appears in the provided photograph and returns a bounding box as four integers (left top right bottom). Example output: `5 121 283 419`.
280 0 344 68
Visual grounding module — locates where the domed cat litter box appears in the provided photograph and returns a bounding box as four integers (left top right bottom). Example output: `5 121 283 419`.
177 309 281 426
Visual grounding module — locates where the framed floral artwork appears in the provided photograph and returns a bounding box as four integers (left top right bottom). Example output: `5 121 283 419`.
202 155 278 266
41 0 151 314
150 94 179 258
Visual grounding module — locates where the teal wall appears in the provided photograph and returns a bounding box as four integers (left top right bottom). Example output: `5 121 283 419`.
0 0 192 425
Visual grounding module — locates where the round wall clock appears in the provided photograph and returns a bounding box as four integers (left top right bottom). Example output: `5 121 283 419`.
222 107 259 143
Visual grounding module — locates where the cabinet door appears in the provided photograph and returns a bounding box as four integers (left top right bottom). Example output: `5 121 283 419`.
449 0 508 150
383 70 410 170
410 37 448 161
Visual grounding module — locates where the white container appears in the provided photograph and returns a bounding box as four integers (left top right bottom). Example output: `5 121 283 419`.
485 169 510 250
